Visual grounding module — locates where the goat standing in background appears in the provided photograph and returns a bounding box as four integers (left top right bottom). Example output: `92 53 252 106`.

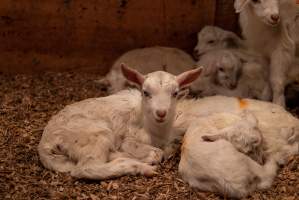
235 0 298 107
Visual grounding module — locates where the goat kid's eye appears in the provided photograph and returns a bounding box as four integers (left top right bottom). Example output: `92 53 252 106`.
251 0 260 3
172 91 179 98
143 90 151 97
218 67 224 72
207 40 215 44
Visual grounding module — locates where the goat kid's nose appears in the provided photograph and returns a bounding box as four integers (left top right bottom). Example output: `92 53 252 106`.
156 110 167 118
271 14 280 22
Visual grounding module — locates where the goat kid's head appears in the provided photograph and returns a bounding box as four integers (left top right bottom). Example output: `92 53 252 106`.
193 50 242 91
235 0 281 26
232 111 264 155
193 26 243 60
214 51 243 90
121 64 202 125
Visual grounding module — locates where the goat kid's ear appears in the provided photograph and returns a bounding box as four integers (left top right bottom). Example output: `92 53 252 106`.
234 0 250 13
176 67 203 89
121 63 145 88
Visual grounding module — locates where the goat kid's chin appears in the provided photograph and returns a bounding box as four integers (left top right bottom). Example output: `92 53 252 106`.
266 19 280 27
193 50 206 61
153 115 168 124
151 112 172 125
263 15 280 27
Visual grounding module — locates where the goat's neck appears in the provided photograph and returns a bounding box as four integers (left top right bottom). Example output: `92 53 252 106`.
142 115 174 148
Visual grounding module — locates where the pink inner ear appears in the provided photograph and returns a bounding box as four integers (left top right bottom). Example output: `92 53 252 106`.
177 68 202 88
121 64 144 86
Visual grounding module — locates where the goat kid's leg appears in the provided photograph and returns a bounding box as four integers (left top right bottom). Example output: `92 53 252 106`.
163 129 186 160
270 62 287 107
121 138 163 165
71 156 157 180
271 22 297 107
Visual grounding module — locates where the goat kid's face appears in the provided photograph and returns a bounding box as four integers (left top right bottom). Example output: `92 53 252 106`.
215 52 242 90
121 64 202 125
141 74 180 124
194 27 220 59
231 111 264 155
194 26 242 60
235 0 280 26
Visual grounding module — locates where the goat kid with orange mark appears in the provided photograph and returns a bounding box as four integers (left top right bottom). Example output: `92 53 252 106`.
175 96 299 198
174 96 299 165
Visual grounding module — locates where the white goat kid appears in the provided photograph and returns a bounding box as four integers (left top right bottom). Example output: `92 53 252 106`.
235 0 298 106
98 46 196 94
193 26 246 59
174 96 299 165
179 111 278 198
38 65 202 180
196 49 243 90
191 50 271 101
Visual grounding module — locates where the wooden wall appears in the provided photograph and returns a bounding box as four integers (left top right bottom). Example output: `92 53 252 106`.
0 0 237 74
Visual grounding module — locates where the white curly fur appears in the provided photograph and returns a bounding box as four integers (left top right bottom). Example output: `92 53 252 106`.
179 112 278 198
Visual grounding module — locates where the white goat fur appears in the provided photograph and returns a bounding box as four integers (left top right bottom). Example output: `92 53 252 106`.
193 26 246 59
38 65 202 180
100 46 196 94
179 112 277 198
191 49 272 101
235 0 298 106
175 96 299 198
175 96 299 160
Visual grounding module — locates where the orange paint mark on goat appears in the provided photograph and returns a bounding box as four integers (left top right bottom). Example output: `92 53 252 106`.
238 98 248 109
297 0 299 4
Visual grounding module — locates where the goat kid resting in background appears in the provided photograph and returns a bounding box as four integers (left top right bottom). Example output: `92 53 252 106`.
191 49 272 101
98 46 196 94
235 0 298 107
193 26 246 58
38 64 202 180
193 25 299 104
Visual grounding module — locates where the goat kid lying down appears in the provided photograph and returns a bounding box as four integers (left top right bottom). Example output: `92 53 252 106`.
179 111 279 198
190 49 271 101
193 25 246 59
97 46 196 94
193 25 266 63
170 96 299 166
38 64 202 180
193 24 299 103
